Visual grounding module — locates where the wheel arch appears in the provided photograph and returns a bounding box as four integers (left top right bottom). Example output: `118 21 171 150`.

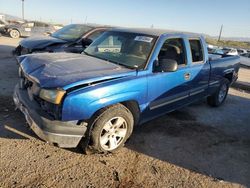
224 72 233 83
9 28 20 33
121 100 140 125
89 100 141 126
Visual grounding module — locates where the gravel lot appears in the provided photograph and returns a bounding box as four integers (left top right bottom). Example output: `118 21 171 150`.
0 36 250 188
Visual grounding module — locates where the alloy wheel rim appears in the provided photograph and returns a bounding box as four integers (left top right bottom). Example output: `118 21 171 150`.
218 84 227 103
11 30 19 38
99 116 127 151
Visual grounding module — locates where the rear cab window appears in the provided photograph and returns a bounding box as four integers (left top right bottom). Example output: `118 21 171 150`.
189 39 204 63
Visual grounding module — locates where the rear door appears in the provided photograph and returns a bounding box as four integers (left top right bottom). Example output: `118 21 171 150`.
22 22 34 36
32 22 46 36
187 38 210 102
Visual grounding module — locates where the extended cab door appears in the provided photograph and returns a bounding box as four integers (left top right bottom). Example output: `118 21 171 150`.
187 38 210 101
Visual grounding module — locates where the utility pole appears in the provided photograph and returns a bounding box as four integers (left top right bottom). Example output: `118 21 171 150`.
218 24 223 42
84 16 88 24
21 0 24 20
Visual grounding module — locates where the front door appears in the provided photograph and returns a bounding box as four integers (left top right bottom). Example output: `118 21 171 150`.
145 37 193 120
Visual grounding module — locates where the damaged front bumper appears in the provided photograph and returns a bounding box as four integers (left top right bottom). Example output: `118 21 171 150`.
13 84 87 148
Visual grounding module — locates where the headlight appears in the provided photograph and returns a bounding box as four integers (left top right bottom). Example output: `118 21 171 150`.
21 47 29 55
39 89 66 104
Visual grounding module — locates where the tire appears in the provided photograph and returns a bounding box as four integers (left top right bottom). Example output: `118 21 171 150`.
9 29 20 38
207 78 230 107
89 104 134 153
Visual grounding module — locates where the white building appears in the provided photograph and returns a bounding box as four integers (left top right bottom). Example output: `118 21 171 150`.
0 14 5 21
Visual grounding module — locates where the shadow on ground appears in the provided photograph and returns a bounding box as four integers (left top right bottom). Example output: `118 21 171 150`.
127 94 250 187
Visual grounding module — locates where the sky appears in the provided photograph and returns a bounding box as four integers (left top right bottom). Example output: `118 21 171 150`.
0 0 250 38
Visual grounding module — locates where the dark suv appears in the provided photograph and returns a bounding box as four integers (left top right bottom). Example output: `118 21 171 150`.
14 24 110 55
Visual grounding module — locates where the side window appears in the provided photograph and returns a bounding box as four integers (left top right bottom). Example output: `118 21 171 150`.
87 30 104 41
189 39 204 62
158 38 186 65
34 22 45 27
23 22 34 28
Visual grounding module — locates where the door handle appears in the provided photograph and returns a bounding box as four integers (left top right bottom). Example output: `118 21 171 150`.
184 73 191 80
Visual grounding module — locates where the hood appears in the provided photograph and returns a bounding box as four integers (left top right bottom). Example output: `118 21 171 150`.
20 36 67 49
20 53 135 89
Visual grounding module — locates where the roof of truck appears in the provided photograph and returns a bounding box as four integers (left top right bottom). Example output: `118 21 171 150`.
111 27 202 37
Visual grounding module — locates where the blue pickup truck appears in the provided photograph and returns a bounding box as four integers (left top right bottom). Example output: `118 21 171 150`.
13 28 240 153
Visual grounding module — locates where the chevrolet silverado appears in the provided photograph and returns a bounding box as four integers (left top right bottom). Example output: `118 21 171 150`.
13 28 240 153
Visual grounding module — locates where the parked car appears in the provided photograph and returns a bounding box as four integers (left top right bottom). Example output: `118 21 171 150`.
14 24 110 55
14 28 240 153
222 47 238 56
237 48 247 55
241 52 250 58
240 52 250 67
4 21 55 39
209 48 224 55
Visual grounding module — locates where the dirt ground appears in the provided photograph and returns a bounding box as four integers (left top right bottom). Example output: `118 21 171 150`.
0 36 250 188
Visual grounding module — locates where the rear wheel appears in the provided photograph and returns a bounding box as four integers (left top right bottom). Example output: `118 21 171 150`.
9 29 20 38
207 78 230 107
89 104 134 153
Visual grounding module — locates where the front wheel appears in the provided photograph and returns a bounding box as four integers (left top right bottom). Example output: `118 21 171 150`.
89 104 134 153
207 78 230 107
9 29 20 38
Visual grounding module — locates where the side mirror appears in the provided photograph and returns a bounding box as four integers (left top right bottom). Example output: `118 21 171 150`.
81 38 93 48
157 59 178 72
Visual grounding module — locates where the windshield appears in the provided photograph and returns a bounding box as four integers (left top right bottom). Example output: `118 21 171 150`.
84 31 157 69
51 24 93 41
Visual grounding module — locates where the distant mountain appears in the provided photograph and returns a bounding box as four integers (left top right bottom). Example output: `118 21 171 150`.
219 37 250 42
201 33 250 42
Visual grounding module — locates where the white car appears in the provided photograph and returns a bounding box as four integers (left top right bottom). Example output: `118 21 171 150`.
240 53 250 67
222 47 238 56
